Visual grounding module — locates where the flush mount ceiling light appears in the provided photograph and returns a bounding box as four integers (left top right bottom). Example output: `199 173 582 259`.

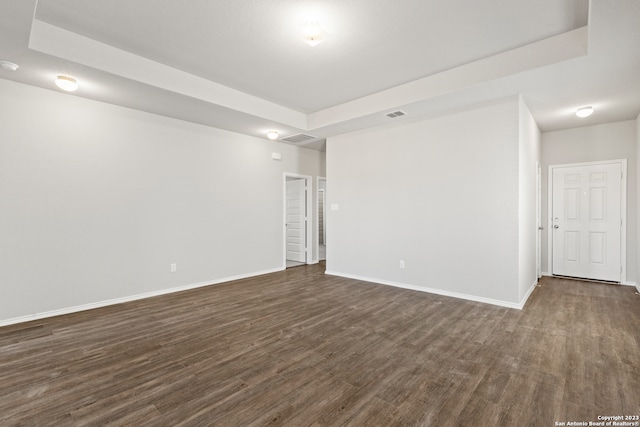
302 22 326 46
576 106 594 118
267 131 279 140
0 61 19 71
55 75 79 92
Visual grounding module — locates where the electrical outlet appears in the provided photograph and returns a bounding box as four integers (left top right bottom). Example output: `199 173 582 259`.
399 260 405 269
170 263 177 273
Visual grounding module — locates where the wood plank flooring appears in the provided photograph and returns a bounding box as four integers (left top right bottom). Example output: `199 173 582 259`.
1 264 639 426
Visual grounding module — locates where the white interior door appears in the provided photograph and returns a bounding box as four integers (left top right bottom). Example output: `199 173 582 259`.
551 162 622 282
286 178 306 263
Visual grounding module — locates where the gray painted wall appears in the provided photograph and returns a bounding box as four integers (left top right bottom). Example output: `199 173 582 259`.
540 120 637 284
0 79 325 323
326 98 531 306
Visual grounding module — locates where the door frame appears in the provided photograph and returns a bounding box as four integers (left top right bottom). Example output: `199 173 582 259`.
316 176 327 262
283 173 313 268
536 162 542 279
547 159 627 283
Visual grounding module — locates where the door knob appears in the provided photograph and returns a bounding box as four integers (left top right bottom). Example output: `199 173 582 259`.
538 226 544 230
553 225 559 229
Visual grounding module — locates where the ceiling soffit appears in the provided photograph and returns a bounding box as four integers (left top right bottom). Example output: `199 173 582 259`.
28 16 588 136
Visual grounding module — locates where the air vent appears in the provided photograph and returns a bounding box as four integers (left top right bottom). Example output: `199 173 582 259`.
385 110 407 118
281 133 317 143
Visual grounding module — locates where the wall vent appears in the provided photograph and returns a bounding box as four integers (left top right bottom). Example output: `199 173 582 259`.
281 133 317 143
385 110 407 118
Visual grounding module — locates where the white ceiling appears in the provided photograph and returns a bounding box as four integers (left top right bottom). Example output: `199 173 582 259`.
0 1 638 150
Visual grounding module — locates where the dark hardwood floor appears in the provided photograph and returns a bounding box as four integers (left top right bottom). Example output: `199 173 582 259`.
1 264 639 426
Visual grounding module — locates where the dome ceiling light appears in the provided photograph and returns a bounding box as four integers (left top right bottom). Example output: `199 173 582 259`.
302 22 326 46
55 75 79 91
576 106 594 117
0 61 19 71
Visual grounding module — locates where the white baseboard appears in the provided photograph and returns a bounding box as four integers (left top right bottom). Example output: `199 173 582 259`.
325 270 527 310
0 267 284 328
519 279 538 309
621 281 640 293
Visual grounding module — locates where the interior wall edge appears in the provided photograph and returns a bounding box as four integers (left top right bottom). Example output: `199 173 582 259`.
520 279 539 309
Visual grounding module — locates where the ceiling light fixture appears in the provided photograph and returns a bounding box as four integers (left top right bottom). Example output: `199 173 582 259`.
267 131 279 140
576 106 594 118
0 61 19 71
55 75 79 92
302 22 326 46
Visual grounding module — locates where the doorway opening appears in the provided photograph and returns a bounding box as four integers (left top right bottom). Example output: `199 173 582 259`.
284 173 312 269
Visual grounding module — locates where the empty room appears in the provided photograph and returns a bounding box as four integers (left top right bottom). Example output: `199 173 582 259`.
1 0 639 425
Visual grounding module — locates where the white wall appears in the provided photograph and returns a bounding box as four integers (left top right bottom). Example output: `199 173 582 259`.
326 98 524 306
541 121 637 284
518 97 541 301
0 79 325 324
